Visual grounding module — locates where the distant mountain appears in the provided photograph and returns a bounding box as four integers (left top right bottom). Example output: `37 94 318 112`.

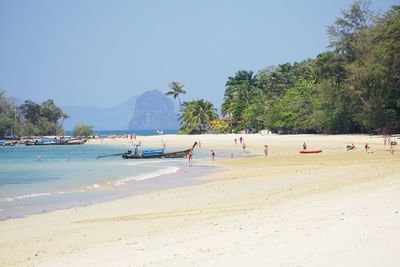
129 90 179 130
62 96 137 130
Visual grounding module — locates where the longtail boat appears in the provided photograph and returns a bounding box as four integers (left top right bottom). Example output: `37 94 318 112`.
122 148 190 159
97 143 196 159
0 140 17 146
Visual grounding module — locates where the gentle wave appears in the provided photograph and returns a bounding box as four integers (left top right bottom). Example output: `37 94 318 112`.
115 166 180 185
122 159 183 166
1 191 66 202
1 166 180 202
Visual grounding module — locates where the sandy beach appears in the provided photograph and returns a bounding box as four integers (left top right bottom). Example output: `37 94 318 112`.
1 134 399 266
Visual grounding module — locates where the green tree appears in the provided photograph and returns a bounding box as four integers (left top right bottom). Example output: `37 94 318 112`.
165 82 186 106
327 0 375 59
345 5 400 132
20 100 42 124
179 99 218 133
0 91 19 136
221 70 259 120
72 124 94 137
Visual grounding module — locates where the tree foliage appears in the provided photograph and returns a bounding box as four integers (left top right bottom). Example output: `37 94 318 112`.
165 82 186 106
0 91 69 137
220 1 400 134
179 99 218 133
72 124 94 137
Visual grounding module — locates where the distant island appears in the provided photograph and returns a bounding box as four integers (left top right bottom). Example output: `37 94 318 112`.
129 90 179 131
62 90 179 131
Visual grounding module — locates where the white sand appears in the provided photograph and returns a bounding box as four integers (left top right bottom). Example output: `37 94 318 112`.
1 134 399 266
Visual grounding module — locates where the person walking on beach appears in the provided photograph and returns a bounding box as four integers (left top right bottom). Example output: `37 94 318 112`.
234 138 237 145
211 150 215 161
390 143 395 155
303 142 307 150
264 145 269 157
364 143 370 151
239 136 243 144
188 149 193 164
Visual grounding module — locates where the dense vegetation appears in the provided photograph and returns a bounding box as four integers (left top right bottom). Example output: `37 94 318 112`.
219 2 400 134
0 91 68 137
179 99 218 134
72 124 94 137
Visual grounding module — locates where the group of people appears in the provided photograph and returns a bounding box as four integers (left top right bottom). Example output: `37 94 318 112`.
187 141 208 165
187 135 397 165
234 137 247 151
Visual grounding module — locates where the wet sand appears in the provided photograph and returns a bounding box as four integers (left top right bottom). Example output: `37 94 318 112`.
1 134 399 266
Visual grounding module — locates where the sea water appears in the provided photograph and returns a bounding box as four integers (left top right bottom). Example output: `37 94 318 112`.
0 143 247 220
0 144 188 220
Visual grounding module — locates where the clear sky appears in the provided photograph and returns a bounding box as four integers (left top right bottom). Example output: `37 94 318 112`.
0 0 397 110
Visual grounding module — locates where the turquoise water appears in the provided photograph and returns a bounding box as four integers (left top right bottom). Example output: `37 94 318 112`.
0 144 183 220
0 143 244 220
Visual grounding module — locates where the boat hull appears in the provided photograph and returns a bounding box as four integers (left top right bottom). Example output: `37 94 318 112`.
122 149 190 159
25 139 87 146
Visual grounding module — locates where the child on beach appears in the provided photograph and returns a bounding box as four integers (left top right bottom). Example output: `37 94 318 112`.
303 142 307 150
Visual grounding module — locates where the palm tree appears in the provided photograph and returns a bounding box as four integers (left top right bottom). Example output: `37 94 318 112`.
179 99 218 133
165 82 186 106
222 71 260 120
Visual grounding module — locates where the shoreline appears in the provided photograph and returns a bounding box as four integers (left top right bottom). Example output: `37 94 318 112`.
0 151 223 221
1 134 399 266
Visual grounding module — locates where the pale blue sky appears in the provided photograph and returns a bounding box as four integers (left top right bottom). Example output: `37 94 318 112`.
0 0 398 110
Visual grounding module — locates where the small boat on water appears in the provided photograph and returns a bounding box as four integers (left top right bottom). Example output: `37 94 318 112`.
300 150 323 154
0 140 18 146
25 138 87 146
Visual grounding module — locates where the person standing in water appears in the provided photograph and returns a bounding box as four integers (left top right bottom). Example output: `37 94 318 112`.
211 150 215 161
188 149 193 164
264 145 269 157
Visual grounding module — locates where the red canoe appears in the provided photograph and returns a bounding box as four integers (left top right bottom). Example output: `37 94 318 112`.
300 150 322 154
